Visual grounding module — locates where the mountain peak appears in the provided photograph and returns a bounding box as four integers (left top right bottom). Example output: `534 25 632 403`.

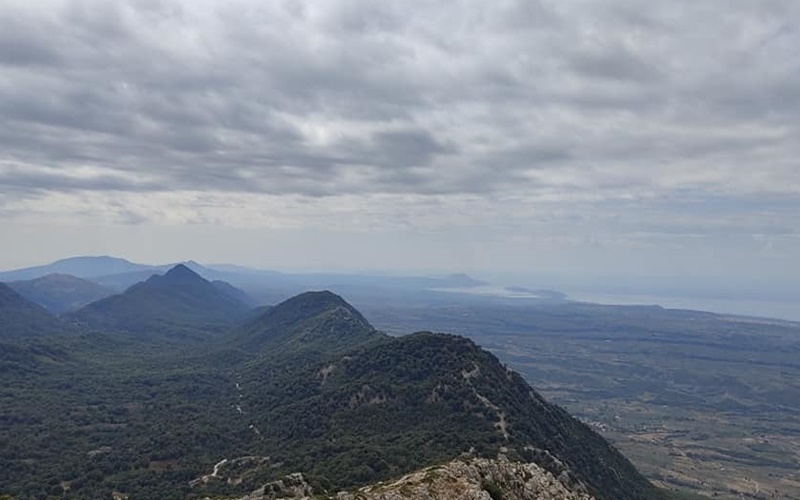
234 290 382 356
280 289 353 310
152 264 206 285
265 291 368 329
70 265 251 337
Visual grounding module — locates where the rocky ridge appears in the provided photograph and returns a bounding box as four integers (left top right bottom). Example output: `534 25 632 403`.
222 456 596 500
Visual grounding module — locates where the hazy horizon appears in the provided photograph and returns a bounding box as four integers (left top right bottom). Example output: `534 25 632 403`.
2 252 798 322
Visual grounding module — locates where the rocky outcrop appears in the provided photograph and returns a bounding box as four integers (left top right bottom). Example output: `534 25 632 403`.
235 473 313 500
224 456 596 500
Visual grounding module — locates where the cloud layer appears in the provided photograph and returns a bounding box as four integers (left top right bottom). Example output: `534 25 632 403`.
1 0 799 281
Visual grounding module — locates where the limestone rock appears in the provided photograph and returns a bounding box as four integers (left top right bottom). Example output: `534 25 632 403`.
229 456 596 500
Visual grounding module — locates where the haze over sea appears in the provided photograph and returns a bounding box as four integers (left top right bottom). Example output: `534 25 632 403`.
439 283 800 322
565 292 800 322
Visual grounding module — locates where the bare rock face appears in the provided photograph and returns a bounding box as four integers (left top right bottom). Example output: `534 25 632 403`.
226 456 596 500
236 473 314 500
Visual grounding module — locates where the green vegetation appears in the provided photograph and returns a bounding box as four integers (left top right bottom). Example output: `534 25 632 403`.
0 279 703 500
232 290 383 356
67 265 252 339
237 331 661 499
365 300 800 499
481 479 504 500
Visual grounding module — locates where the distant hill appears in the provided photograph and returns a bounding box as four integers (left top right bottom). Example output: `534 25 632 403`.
233 290 382 356
0 282 65 339
0 255 155 281
8 274 115 313
68 264 252 338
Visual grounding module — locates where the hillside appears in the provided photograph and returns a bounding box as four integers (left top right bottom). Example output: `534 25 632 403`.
68 264 252 337
233 290 382 357
229 331 661 500
8 274 115 313
0 282 65 339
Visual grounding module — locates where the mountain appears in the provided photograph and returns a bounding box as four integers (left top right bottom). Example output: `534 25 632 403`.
8 274 115 313
0 255 155 281
0 282 65 339
232 330 662 500
233 290 382 356
68 264 252 337
91 260 249 291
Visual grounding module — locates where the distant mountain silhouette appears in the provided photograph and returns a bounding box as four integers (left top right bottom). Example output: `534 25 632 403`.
0 256 155 281
0 282 64 339
9 274 115 313
69 265 252 338
0 256 237 292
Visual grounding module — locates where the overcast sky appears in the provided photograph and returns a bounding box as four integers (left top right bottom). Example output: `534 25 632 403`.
1 0 799 293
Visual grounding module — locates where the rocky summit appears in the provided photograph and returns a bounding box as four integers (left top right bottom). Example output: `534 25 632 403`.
223 456 595 500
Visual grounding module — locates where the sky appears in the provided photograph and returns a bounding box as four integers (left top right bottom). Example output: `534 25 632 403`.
1 0 799 299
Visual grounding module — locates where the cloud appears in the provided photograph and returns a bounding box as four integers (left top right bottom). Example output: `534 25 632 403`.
1 0 797 195
1 0 799 279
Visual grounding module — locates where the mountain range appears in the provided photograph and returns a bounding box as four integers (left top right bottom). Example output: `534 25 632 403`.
0 261 703 500
0 255 516 309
